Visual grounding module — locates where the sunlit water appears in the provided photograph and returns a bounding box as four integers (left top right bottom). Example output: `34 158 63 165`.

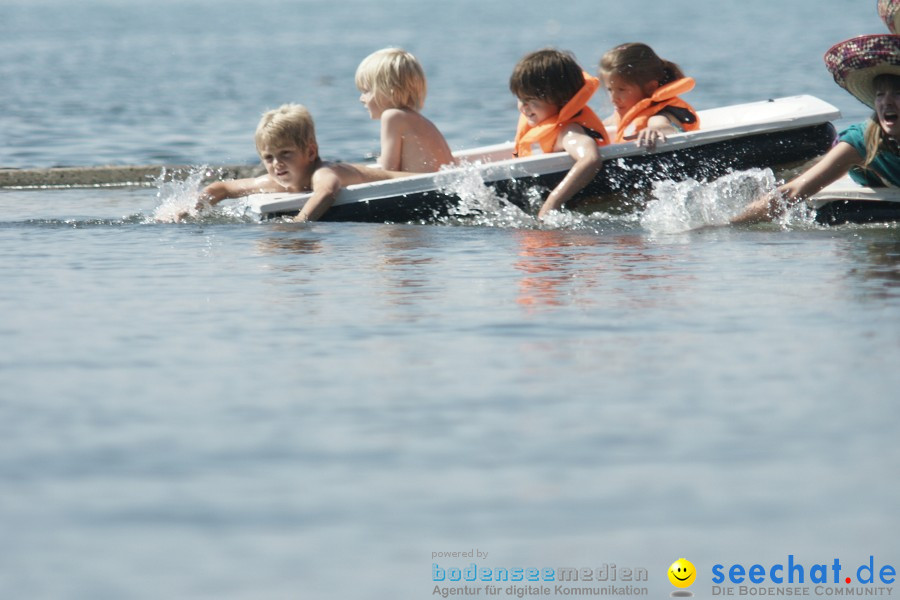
2 1 900 599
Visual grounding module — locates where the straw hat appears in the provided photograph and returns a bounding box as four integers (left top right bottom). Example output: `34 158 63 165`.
824 34 900 107
879 0 900 34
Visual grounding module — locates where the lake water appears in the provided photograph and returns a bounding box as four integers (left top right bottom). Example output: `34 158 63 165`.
2 1 899 599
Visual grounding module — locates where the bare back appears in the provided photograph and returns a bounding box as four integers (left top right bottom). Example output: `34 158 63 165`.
379 108 455 173
323 161 409 186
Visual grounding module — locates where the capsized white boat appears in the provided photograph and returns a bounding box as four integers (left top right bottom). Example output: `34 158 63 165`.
808 175 900 225
248 95 840 222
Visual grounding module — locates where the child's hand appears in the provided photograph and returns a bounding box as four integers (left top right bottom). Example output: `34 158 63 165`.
194 193 213 213
172 193 211 222
730 189 785 224
636 128 666 150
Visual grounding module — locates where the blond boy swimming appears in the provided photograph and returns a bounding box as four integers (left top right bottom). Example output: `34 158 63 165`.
195 104 404 221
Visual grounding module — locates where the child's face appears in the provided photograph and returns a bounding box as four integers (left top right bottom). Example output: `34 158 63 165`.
874 79 900 138
359 88 389 119
517 96 559 126
603 73 648 116
258 142 317 191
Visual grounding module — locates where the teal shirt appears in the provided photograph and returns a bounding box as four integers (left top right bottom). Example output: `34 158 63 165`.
839 122 900 187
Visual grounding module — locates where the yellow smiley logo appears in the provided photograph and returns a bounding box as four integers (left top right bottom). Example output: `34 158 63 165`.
668 558 696 588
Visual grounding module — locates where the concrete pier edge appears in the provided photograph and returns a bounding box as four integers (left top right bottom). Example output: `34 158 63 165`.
0 164 263 189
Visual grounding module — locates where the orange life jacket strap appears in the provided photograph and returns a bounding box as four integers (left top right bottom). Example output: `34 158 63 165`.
514 72 610 157
613 77 699 143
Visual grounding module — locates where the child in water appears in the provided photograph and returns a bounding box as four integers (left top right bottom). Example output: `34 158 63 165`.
733 34 900 223
355 48 455 173
509 48 609 220
194 104 405 221
599 42 699 149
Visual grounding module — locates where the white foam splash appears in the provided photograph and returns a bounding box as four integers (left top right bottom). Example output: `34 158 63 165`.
640 168 780 234
434 161 538 228
150 166 211 223
433 161 630 230
150 166 254 223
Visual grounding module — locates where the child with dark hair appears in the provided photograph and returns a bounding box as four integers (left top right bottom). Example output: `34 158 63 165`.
509 49 609 220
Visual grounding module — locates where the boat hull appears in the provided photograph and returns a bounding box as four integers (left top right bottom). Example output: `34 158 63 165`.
313 124 836 223
809 175 900 225
248 95 841 223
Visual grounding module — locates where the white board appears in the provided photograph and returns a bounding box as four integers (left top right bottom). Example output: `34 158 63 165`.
808 175 900 208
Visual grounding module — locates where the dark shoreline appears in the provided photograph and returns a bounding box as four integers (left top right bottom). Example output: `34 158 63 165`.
0 164 263 188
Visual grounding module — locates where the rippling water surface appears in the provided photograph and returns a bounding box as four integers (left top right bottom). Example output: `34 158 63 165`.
2 1 899 599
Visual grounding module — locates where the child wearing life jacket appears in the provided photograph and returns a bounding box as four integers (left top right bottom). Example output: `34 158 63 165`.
599 42 699 149
355 48 455 173
509 48 609 220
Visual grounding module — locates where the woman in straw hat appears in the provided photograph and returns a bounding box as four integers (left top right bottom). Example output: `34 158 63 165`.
734 31 900 223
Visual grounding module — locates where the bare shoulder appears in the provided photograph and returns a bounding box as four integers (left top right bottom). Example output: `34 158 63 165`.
556 122 595 146
381 107 415 126
556 123 601 162
381 107 440 134
251 174 288 193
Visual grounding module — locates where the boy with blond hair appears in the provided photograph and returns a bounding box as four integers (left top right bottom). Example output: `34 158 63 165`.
196 104 402 221
355 48 454 173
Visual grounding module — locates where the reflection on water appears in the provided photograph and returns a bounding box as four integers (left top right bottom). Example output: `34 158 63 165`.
255 226 324 259
513 229 687 310
849 238 900 299
513 229 601 308
372 226 438 310
253 224 443 317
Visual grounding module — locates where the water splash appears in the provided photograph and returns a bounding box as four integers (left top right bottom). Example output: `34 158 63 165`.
150 166 208 222
432 161 636 231
640 168 785 234
150 166 255 224
434 162 538 228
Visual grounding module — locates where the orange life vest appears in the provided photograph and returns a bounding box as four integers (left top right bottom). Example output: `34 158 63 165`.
612 77 700 143
514 72 610 157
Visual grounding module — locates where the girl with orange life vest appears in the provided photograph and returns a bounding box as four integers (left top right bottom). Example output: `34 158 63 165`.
510 49 610 220
599 42 700 149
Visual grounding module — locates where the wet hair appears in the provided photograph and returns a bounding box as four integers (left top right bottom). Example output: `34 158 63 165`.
254 104 317 155
509 48 586 108
599 42 685 88
355 48 427 111
864 74 900 165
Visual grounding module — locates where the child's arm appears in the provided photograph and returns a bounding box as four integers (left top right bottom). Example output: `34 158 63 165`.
537 125 603 220
731 142 863 224
196 176 272 210
294 168 342 222
293 163 409 222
